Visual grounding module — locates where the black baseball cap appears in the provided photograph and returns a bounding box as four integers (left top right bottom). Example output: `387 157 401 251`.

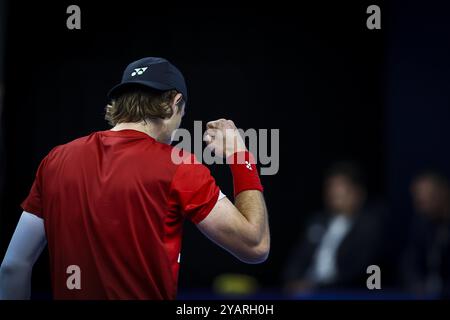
107 57 188 102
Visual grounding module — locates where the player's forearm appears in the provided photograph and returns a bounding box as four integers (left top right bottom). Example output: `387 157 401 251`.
0 261 32 299
234 190 270 262
226 147 269 262
203 119 270 262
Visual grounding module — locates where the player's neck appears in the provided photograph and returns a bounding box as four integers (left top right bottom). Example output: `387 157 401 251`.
111 121 165 142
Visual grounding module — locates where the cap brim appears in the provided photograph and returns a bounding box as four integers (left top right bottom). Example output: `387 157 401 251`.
107 80 174 99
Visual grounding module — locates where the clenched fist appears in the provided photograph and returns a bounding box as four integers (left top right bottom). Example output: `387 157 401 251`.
203 119 247 158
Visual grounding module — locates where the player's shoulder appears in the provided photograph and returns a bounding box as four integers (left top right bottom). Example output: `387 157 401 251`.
43 132 98 159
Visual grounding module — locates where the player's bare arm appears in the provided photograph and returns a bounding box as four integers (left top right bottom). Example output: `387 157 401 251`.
197 119 270 264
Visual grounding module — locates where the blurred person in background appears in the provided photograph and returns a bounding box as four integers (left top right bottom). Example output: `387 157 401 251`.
401 170 450 298
283 162 383 295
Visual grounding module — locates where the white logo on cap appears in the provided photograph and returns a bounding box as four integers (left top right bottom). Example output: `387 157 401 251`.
131 67 148 77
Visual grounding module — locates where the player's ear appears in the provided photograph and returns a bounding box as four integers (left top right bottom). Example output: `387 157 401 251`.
172 93 185 115
164 93 183 121
173 93 182 107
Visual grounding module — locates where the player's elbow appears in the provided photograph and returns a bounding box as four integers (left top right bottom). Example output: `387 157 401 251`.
0 258 31 277
239 240 270 264
0 259 32 300
0 261 16 277
250 243 270 264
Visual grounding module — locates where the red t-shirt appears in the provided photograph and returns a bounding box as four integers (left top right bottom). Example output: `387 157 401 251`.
21 129 220 300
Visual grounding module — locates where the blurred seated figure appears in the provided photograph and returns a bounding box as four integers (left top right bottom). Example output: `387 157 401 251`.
401 170 450 298
283 162 382 295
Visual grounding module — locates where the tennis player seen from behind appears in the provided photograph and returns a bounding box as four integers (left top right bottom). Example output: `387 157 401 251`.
0 57 270 299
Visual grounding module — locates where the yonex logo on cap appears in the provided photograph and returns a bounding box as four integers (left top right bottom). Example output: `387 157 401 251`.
131 67 148 77
108 57 188 101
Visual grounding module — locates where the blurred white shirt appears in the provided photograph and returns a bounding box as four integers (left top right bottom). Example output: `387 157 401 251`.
310 214 353 284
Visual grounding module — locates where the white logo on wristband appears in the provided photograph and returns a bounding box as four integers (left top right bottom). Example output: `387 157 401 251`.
245 161 252 170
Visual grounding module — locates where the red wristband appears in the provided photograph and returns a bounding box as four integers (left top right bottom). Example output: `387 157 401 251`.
226 151 264 197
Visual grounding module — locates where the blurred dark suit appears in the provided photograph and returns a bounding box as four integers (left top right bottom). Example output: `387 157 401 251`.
283 207 383 291
401 214 450 298
401 171 450 298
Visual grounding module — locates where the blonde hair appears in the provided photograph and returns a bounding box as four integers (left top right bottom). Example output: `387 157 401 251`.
105 88 179 126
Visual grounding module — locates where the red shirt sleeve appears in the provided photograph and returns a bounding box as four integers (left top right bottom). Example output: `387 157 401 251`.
21 156 48 218
168 156 220 224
